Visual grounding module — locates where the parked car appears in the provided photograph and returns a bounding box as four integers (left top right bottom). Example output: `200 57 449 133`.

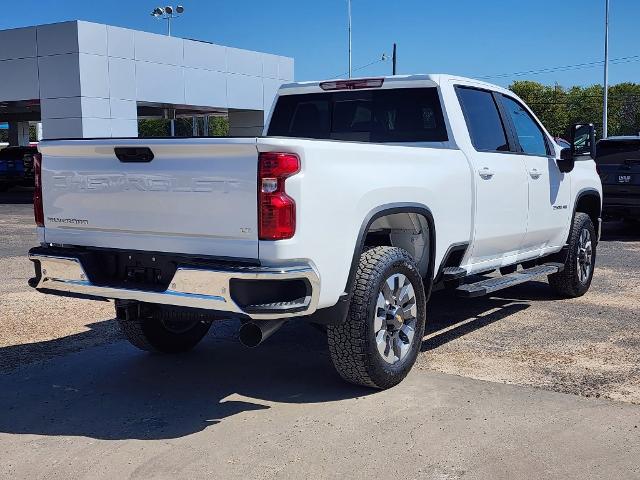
555 137 571 149
0 146 38 191
27 74 602 389
596 136 640 223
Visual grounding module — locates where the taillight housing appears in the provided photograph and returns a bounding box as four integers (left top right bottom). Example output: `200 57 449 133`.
258 152 300 240
33 152 44 227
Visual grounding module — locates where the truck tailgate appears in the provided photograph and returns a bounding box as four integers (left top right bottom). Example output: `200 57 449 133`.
39 138 259 259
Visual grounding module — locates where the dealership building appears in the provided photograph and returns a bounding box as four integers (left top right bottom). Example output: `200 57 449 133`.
0 20 294 144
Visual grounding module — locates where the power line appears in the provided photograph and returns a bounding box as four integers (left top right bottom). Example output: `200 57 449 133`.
480 54 640 80
330 57 387 79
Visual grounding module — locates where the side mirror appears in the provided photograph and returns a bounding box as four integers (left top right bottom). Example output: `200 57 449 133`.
570 123 596 159
558 147 575 173
558 123 597 173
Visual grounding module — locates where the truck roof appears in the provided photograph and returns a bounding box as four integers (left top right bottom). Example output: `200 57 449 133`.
278 74 513 97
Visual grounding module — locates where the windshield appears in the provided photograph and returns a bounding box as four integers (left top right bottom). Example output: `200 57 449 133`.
267 87 448 143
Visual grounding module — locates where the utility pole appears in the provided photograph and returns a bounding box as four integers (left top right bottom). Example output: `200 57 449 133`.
392 43 397 75
603 0 610 139
348 0 352 78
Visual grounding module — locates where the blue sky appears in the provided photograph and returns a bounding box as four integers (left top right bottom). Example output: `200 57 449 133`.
1 0 638 87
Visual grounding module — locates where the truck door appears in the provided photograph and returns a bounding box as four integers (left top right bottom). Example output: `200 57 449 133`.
499 95 571 252
455 86 529 267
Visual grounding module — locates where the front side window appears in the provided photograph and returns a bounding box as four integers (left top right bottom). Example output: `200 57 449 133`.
456 87 509 152
267 87 448 143
501 96 549 156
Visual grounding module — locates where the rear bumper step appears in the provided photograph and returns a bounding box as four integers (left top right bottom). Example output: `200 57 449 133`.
456 263 564 298
29 252 320 320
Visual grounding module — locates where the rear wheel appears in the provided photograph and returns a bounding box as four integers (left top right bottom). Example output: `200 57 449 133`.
548 212 596 298
116 304 212 353
327 246 426 389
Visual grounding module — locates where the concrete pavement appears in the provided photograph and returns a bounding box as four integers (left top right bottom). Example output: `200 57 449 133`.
1 324 639 480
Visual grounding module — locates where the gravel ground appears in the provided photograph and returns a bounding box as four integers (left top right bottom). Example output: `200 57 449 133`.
1 190 639 403
0 192 118 371
419 220 640 403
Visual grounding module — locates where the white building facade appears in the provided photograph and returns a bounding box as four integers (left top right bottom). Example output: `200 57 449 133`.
0 21 294 143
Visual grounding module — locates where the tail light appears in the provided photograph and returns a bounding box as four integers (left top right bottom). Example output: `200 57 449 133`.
33 152 44 227
258 152 300 240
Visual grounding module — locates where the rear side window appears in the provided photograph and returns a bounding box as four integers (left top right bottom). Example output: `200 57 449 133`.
456 87 509 152
596 139 640 165
267 88 448 143
501 96 550 156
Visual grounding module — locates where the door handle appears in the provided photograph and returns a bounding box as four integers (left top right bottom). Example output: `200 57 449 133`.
478 167 494 179
529 168 542 179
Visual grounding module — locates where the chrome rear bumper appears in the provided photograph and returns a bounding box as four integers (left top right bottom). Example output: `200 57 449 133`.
29 253 320 320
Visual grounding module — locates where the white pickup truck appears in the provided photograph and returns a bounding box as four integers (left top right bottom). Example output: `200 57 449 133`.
29 74 602 389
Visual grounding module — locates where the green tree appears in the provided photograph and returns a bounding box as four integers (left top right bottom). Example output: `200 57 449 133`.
138 116 229 137
608 83 640 136
510 80 640 139
209 116 229 136
138 119 170 137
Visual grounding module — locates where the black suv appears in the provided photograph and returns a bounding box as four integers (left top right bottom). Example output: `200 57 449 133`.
596 137 640 222
0 146 38 191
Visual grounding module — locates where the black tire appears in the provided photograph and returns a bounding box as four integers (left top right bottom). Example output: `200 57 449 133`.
116 304 212 353
327 246 427 389
548 212 597 298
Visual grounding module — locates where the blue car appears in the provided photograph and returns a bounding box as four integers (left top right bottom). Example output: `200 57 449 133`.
0 146 37 191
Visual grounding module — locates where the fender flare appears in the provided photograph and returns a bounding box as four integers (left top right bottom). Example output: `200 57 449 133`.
572 188 602 238
573 188 602 217
304 203 437 326
345 203 437 299
548 188 602 266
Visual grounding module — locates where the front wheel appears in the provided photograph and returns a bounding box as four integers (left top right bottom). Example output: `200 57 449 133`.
548 212 597 298
327 246 427 389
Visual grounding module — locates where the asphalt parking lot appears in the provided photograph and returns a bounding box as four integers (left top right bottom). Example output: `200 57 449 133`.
1 188 639 479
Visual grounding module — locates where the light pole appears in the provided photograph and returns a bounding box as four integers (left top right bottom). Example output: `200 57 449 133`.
151 5 185 37
348 0 352 78
603 0 610 139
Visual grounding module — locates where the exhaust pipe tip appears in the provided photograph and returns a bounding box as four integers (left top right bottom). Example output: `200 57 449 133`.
238 319 287 348
239 322 264 348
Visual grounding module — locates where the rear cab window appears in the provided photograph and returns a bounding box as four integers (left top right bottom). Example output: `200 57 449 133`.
267 88 448 143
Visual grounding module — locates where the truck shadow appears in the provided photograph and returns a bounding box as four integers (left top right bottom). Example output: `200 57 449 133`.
0 280 560 442
0 320 370 441
422 280 564 351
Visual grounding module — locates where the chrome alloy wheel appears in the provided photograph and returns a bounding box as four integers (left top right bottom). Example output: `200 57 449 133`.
576 228 593 284
374 273 418 365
